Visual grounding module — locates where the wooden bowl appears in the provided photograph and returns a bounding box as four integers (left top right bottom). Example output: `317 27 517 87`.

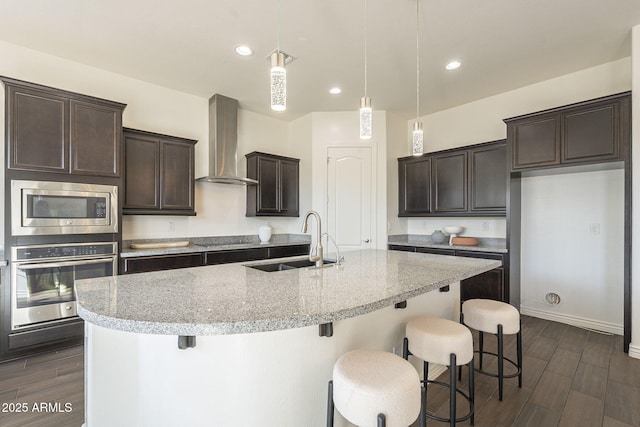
451 237 479 246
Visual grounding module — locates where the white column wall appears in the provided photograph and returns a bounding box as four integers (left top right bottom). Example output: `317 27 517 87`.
630 24 640 359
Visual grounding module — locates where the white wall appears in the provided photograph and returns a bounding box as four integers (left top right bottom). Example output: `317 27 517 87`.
520 170 624 333
630 24 640 358
399 57 631 240
309 110 389 250
0 40 310 241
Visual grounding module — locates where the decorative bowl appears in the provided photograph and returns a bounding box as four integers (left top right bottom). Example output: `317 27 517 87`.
443 226 464 235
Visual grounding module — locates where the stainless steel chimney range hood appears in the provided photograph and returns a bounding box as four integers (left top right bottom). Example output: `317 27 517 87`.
196 94 258 185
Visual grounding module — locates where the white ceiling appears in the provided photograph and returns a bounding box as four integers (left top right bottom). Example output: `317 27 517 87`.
1 0 639 121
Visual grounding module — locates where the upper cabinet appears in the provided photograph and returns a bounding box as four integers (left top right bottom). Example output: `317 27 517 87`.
505 92 630 171
246 152 300 217
398 156 431 215
123 128 197 216
2 77 125 177
398 140 506 217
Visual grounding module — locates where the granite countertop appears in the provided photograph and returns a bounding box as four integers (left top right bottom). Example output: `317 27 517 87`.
75 249 500 336
388 234 507 254
120 234 311 258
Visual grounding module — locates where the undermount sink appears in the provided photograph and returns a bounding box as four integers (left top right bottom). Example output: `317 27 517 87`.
247 259 336 272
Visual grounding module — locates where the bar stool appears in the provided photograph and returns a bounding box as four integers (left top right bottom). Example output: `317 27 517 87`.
461 299 522 401
327 349 425 427
403 317 475 427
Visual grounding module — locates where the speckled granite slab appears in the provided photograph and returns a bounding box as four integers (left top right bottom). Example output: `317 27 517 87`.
388 234 507 253
76 249 501 336
121 234 311 258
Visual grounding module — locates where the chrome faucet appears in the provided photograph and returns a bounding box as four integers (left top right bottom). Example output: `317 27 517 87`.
301 210 324 268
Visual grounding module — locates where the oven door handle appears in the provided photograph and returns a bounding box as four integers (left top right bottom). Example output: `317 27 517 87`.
14 257 115 270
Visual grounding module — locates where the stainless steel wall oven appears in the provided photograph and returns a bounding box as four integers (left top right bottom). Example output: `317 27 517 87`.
10 242 117 330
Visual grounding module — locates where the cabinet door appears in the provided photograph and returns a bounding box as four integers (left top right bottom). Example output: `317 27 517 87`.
161 140 194 211
510 115 560 170
6 85 68 173
279 159 299 216
469 142 506 213
562 103 619 164
70 99 122 176
256 156 280 214
432 152 467 213
398 157 431 215
461 268 505 302
124 134 160 210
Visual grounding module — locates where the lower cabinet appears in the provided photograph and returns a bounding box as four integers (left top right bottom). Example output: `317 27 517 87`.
122 253 204 274
121 244 310 274
388 245 508 303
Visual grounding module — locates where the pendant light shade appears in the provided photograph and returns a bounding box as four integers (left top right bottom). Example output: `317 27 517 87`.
359 96 372 139
412 122 423 156
270 51 286 111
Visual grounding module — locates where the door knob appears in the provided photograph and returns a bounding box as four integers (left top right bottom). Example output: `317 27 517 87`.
364 239 370 243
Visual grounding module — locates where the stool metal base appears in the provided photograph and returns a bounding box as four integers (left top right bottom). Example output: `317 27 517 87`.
461 314 523 402
403 337 474 427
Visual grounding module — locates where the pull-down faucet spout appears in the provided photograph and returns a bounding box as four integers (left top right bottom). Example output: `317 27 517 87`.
301 210 324 268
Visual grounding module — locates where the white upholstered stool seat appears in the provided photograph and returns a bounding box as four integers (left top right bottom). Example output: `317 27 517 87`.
461 299 523 401
462 299 520 335
403 317 475 427
327 349 424 427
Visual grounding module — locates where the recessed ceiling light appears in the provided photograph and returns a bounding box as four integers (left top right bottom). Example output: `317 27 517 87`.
329 87 342 95
445 60 461 70
234 45 253 56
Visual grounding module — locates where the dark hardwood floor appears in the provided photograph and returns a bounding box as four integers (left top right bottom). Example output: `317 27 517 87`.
0 316 638 427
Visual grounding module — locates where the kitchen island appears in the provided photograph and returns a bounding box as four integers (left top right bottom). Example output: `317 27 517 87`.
76 249 500 427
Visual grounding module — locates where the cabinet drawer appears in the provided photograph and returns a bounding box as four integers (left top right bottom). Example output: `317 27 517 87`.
123 253 203 274
387 245 416 252
205 248 269 265
416 247 456 256
268 245 310 258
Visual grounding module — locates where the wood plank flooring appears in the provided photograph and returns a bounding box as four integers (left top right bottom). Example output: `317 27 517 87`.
0 316 638 427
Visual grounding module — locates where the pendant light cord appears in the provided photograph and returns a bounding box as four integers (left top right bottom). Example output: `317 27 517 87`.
277 0 281 52
416 0 420 121
364 0 368 97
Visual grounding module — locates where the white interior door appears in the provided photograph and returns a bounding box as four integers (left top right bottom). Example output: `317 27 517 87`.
326 147 373 253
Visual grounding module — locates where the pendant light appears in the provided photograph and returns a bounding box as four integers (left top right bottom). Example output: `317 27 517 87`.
359 0 372 139
412 0 424 156
270 0 286 111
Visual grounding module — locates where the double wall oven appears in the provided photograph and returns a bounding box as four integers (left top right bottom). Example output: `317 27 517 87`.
8 180 118 331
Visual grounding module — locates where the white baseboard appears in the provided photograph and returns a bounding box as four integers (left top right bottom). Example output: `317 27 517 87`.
520 306 623 336
628 343 640 360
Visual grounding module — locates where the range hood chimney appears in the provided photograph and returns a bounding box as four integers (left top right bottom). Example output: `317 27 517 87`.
196 94 258 185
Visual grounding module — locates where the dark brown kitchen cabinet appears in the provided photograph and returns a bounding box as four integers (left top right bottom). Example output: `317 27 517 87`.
469 142 507 213
398 156 431 215
122 253 204 274
246 152 299 217
2 76 125 177
398 140 506 216
432 151 467 213
123 128 197 215
389 245 508 303
506 92 630 171
121 244 310 274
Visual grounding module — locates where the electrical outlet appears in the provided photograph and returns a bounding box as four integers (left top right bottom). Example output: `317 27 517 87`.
589 223 600 236
169 221 176 232
482 222 490 231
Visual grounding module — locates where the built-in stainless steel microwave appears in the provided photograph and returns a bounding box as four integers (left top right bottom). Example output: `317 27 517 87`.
11 180 118 236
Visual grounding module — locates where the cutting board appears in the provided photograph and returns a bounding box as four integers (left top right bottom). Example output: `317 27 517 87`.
130 241 190 249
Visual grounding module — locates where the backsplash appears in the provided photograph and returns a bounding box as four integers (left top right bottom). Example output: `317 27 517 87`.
406 217 507 238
